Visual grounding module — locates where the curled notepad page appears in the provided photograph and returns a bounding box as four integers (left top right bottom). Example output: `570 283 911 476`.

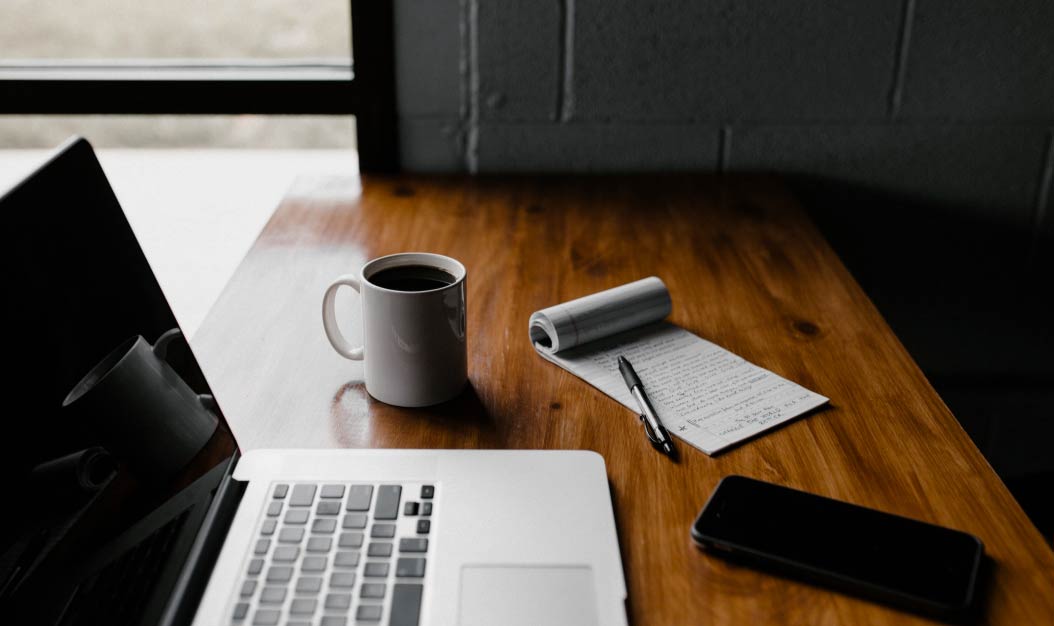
529 277 672 354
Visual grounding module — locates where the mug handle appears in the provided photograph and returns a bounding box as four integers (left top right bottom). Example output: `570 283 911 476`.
152 328 183 361
322 275 365 360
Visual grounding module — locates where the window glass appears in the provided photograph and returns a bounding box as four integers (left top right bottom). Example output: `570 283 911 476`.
0 0 350 60
0 115 356 149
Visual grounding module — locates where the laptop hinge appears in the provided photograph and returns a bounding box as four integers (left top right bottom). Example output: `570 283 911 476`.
157 454 246 626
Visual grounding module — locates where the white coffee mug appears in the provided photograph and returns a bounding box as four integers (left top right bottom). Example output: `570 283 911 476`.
322 252 467 407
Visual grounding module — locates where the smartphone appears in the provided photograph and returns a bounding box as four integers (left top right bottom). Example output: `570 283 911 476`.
691 475 985 620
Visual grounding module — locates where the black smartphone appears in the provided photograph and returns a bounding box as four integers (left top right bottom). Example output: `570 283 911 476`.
691 475 985 620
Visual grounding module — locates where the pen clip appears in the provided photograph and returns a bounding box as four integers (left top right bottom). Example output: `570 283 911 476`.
639 414 662 447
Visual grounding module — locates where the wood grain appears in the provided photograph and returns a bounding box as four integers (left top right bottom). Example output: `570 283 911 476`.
194 174 1054 625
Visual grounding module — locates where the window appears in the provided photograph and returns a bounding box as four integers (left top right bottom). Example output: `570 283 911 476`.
0 0 351 60
0 2 396 168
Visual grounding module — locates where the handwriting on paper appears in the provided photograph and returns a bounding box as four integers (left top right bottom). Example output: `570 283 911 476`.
539 322 828 455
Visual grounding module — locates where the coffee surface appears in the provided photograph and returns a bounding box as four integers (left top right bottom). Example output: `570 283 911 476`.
369 265 456 292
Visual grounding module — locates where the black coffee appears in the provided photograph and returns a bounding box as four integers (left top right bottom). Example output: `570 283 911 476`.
369 265 457 292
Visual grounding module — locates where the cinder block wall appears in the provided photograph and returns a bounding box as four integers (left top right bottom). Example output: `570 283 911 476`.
393 0 1053 239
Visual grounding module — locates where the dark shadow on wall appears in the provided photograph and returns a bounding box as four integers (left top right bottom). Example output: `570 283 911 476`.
788 177 1054 543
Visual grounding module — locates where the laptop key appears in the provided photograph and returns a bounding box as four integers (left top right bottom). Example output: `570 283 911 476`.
343 513 367 529
260 519 277 536
403 502 419 516
312 518 338 534
295 576 322 594
371 524 396 539
338 532 364 548
374 485 402 520
240 580 257 596
266 566 293 583
247 559 265 575
273 484 289 499
273 546 299 562
307 536 333 552
316 501 341 516
420 485 434 499
416 520 430 535
356 604 383 622
346 485 374 511
266 501 282 517
330 571 356 588
301 556 327 572
254 539 270 555
259 586 286 604
320 484 345 499
279 527 305 543
320 617 347 626
290 484 317 507
360 582 386 599
290 598 317 615
252 609 279 625
396 557 426 578
334 551 360 568
399 538 428 553
368 542 393 557
390 583 424 626
285 509 310 525
232 602 249 620
324 593 352 610
364 561 389 577
420 502 432 516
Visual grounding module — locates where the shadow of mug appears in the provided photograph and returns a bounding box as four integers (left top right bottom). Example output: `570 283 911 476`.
62 329 218 481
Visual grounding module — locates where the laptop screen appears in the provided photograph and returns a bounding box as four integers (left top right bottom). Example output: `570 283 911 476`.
1 138 239 623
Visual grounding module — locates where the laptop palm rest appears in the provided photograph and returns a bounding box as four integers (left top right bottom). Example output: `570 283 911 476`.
458 565 598 626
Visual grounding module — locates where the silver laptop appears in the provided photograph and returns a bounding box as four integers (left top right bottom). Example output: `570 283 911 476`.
3 137 627 626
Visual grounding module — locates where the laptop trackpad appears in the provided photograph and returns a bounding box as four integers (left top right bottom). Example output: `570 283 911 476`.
459 565 598 626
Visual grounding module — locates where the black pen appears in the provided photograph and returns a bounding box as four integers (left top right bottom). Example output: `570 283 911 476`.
617 355 677 459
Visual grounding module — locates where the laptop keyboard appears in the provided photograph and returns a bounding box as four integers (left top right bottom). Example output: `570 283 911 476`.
232 482 434 626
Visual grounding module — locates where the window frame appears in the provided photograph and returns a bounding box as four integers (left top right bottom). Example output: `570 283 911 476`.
0 1 398 171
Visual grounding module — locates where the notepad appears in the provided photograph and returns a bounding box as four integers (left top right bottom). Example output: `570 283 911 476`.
529 277 829 455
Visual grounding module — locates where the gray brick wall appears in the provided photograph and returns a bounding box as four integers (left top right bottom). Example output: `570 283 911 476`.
899 0 1054 121
572 0 900 122
392 0 1054 234
726 125 1048 226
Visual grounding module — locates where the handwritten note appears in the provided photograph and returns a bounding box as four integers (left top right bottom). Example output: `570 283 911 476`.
536 321 829 455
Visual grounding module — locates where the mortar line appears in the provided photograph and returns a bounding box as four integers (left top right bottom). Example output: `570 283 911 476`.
1030 129 1054 261
465 0 480 172
717 126 732 173
458 0 470 122
556 0 575 122
888 0 916 119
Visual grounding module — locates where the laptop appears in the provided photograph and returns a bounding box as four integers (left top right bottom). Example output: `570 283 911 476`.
2 137 627 626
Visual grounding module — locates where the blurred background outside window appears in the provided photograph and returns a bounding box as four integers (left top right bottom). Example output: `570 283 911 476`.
0 0 356 148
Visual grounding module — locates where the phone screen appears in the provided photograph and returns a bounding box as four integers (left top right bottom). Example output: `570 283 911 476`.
692 476 984 612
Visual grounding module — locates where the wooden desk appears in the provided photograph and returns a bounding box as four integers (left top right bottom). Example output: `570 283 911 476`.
194 175 1054 625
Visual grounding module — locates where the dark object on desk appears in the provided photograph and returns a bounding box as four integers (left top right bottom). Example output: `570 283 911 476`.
62 328 218 481
0 448 115 611
618 355 677 459
691 475 985 621
30 447 115 505
2 136 240 626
